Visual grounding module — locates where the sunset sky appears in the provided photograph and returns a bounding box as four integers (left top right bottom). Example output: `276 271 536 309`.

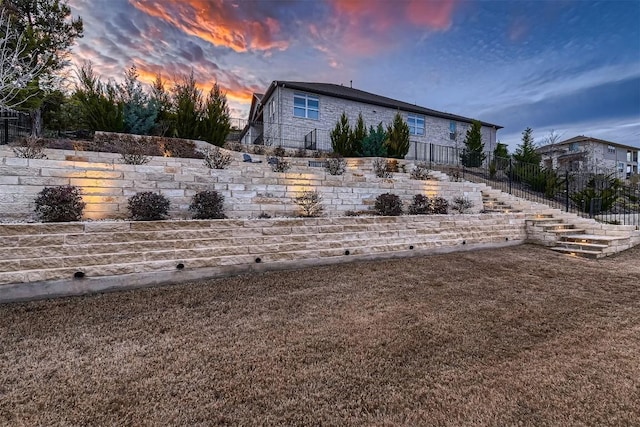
66 0 640 150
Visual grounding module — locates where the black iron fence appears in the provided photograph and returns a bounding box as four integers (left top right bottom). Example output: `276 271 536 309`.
457 156 640 226
0 111 31 145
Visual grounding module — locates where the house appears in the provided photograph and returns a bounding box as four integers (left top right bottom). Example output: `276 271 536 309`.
241 81 502 163
537 135 640 179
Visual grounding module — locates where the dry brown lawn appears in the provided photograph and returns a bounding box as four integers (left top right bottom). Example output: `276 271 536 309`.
1 244 639 426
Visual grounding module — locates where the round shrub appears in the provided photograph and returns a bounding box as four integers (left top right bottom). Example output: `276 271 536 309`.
431 197 449 214
189 190 226 219
128 192 170 221
374 193 403 216
408 194 431 215
34 185 85 222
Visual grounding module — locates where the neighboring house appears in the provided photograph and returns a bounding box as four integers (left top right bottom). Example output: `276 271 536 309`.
241 81 502 162
537 135 640 179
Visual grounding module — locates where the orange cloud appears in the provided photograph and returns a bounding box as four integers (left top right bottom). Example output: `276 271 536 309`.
130 0 288 52
313 0 457 60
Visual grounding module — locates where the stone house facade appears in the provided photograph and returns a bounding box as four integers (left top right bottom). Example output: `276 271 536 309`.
241 81 501 163
537 136 639 179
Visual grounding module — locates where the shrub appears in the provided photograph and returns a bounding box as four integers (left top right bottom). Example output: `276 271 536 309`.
374 193 403 216
272 146 286 157
258 212 272 219
117 135 162 165
294 148 307 158
270 157 291 173
162 139 199 158
203 146 232 169
294 190 323 217
128 192 170 221
431 197 449 214
252 144 265 155
410 162 431 180
325 156 346 175
452 197 473 214
13 136 47 159
373 158 392 178
189 190 226 219
408 194 431 215
34 186 85 222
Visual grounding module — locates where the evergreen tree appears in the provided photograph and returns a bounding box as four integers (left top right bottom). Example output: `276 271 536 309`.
384 112 410 159
460 120 485 167
150 74 174 136
360 123 388 157
3 0 83 135
492 142 510 171
199 82 231 146
73 62 123 132
120 65 157 135
350 113 367 156
172 71 201 139
513 127 541 164
330 112 351 156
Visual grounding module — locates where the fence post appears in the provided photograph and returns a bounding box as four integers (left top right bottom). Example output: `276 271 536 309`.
2 119 8 145
565 171 569 212
508 158 512 194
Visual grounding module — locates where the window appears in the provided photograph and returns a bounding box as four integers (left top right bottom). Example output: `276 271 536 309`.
293 93 319 119
608 145 616 154
268 99 276 123
449 121 457 140
618 162 625 173
569 143 578 152
407 114 425 135
627 150 632 162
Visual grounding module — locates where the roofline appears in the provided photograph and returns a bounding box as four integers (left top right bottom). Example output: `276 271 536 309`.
538 135 640 152
259 81 503 129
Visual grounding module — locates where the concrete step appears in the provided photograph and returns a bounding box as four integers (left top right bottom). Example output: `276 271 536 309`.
550 247 604 259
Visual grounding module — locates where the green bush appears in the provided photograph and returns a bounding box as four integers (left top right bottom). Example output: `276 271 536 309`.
374 193 403 216
34 186 85 222
189 190 226 219
128 192 170 221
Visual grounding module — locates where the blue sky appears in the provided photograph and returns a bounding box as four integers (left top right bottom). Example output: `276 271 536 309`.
67 0 640 151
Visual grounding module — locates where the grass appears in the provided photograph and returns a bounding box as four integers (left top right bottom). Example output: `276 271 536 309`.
1 244 639 425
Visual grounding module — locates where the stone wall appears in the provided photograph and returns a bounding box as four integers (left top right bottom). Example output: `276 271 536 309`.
0 213 526 302
0 146 486 221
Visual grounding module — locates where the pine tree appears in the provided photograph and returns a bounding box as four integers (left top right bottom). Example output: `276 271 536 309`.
350 113 367 156
172 71 201 139
513 127 540 164
120 65 157 135
150 74 174 136
199 82 231 147
384 112 410 159
73 62 123 132
460 120 485 167
330 112 351 156
360 123 388 157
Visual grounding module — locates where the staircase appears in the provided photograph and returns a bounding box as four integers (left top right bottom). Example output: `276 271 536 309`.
482 189 640 259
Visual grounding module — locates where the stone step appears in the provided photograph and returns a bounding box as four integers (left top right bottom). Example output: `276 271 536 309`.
562 234 631 244
552 228 586 236
554 241 609 251
550 247 604 259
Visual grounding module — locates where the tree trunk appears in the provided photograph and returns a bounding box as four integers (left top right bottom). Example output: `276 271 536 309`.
30 108 42 137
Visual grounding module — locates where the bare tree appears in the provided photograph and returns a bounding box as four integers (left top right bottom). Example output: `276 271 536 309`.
0 11 47 111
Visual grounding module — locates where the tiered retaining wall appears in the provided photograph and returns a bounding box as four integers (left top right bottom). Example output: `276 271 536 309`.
0 146 483 220
0 214 526 302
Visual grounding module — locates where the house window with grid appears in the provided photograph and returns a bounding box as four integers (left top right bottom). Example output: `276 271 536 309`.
449 121 457 140
293 93 319 119
608 145 616 154
407 114 425 136
268 99 276 123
